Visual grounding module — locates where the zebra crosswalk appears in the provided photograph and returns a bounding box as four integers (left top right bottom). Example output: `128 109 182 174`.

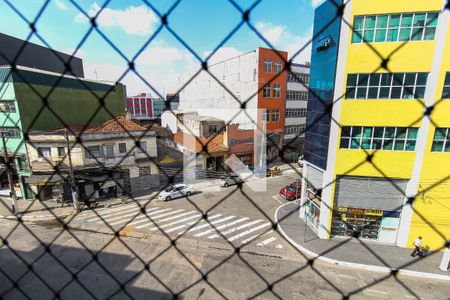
73 204 282 248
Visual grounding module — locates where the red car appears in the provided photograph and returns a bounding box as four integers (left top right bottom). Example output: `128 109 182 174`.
280 181 301 200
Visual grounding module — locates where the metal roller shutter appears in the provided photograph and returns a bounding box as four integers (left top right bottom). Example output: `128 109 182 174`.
335 176 408 211
306 165 323 190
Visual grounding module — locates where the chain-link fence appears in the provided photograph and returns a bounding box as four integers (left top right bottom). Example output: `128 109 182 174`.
0 0 449 298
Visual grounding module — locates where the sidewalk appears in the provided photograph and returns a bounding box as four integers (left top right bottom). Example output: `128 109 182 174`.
275 201 450 281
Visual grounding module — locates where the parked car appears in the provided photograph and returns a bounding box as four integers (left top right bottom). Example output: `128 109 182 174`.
279 181 302 200
219 174 243 187
158 184 193 201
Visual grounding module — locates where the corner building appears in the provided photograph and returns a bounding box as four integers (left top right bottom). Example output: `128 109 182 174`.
302 0 449 250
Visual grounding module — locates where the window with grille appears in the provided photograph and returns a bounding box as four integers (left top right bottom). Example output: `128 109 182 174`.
340 126 418 151
431 128 450 152
346 73 428 99
273 84 281 98
85 145 102 159
263 59 272 73
0 101 16 113
286 91 308 100
0 127 20 139
442 72 450 99
271 109 280 122
352 12 438 43
285 109 307 118
37 147 51 158
119 143 127 154
263 84 271 97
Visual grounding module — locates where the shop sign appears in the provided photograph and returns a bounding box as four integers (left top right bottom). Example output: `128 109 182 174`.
383 210 401 218
364 209 383 216
348 208 364 214
337 207 347 212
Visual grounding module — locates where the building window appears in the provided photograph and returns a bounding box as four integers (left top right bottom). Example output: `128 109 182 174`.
263 84 271 97
264 59 272 73
286 91 308 100
442 72 450 99
340 126 418 151
57 147 65 157
346 72 428 100
133 98 140 115
273 84 281 98
288 72 310 84
209 125 218 133
0 127 20 139
141 99 147 116
274 61 282 74
284 125 306 135
85 145 102 159
431 128 450 152
352 12 438 44
263 110 270 122
37 147 51 158
105 145 114 159
137 141 147 153
285 109 307 118
119 143 127 154
0 101 16 113
272 109 280 122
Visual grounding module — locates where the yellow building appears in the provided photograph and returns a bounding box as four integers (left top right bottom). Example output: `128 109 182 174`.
301 0 449 250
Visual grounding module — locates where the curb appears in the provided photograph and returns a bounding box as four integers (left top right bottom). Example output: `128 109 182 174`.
0 213 72 222
274 202 450 281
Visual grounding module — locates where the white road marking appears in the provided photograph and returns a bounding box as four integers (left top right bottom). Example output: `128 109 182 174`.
367 289 390 296
208 219 264 239
158 211 197 223
176 214 223 234
180 215 235 234
272 195 283 204
128 209 184 228
240 234 261 244
150 214 202 231
257 236 277 246
98 208 170 225
227 222 271 242
85 207 142 222
275 244 283 249
163 224 188 234
193 217 250 237
76 205 135 220
109 208 173 226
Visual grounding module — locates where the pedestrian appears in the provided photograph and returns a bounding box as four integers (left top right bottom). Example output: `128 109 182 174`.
59 192 66 208
411 236 423 257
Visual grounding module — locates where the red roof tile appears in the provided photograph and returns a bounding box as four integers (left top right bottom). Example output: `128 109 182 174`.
86 116 146 133
173 132 227 154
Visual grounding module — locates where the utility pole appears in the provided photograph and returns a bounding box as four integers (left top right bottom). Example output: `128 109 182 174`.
1 132 17 215
64 129 80 212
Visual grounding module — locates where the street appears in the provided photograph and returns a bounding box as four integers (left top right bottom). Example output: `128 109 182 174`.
1 174 449 299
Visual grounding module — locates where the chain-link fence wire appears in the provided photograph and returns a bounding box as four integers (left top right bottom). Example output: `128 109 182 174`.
0 0 449 298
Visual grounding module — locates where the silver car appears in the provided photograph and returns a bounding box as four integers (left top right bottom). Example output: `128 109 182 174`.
219 175 244 187
158 184 193 201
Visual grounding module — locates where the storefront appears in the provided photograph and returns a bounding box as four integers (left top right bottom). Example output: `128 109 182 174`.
331 208 401 243
304 189 321 231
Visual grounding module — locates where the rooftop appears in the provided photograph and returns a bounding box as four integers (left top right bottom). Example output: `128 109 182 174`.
85 116 146 133
182 114 224 122
173 132 227 154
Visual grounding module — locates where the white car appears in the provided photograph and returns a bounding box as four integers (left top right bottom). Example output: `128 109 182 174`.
158 184 194 201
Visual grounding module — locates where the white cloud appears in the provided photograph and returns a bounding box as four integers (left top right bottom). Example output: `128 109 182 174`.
255 22 312 64
136 47 184 65
74 3 158 36
63 48 87 58
203 47 244 65
311 0 325 7
54 0 68 11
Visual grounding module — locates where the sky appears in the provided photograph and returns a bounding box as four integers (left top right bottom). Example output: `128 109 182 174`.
0 0 323 97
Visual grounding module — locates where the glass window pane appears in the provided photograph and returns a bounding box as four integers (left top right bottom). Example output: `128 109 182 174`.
379 87 390 98
396 128 407 139
347 74 358 86
392 73 404 86
407 128 418 139
362 139 371 149
383 139 394 150
399 28 411 41
369 74 380 86
357 74 369 86
340 138 350 149
363 127 373 138
426 13 439 26
377 15 388 28
401 14 413 26
411 27 424 41
385 127 396 138
346 87 356 99
351 139 360 149
445 141 450 152
405 140 416 151
356 87 367 99
387 29 399 41
394 140 405 150
416 73 428 85
375 29 387 42
434 128 446 140
352 31 363 43
414 87 425 99
389 14 400 27
341 126 351 137
413 13 426 26
365 16 376 29
424 27 436 40
391 87 402 98
404 73 416 85
447 129 450 139
352 126 362 138
443 87 450 99
380 74 392 86
368 87 378 99
354 16 364 30
432 141 444 152
444 73 450 85
402 87 414 99
374 127 384 138
363 30 374 43
372 139 382 150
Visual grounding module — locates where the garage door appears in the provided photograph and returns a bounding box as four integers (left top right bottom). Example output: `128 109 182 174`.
306 164 323 190
335 176 408 211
